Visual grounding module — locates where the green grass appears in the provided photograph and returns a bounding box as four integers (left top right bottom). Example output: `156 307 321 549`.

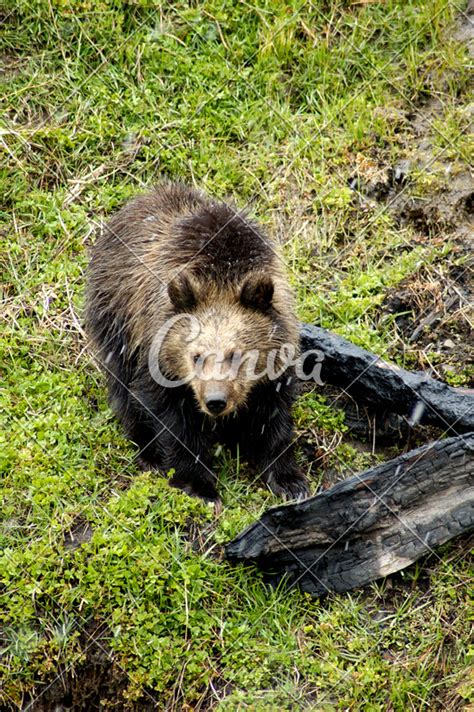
1 1 472 708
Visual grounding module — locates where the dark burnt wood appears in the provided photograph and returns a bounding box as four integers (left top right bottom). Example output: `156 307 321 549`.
225 433 474 596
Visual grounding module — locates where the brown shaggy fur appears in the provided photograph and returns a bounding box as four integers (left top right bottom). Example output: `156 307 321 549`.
85 182 308 505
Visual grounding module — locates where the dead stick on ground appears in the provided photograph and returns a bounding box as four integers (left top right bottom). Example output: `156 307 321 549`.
225 433 474 596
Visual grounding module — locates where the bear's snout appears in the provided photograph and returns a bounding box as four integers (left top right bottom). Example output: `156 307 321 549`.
205 392 228 415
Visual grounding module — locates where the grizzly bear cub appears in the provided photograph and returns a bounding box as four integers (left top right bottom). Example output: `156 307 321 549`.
85 182 308 506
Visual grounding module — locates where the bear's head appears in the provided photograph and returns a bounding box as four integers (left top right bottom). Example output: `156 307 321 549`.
152 270 296 417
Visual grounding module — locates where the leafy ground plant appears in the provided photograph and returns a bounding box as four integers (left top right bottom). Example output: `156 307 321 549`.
1 1 472 709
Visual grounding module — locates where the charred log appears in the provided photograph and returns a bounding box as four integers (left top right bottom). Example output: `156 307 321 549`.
299 323 474 434
225 433 474 596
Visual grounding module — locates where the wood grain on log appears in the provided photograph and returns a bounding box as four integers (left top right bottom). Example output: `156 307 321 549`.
299 324 474 434
225 434 474 596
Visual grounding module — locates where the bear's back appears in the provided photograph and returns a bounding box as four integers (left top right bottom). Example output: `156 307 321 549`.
86 183 291 354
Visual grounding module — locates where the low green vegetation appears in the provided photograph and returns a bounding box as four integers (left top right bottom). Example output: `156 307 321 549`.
1 1 472 708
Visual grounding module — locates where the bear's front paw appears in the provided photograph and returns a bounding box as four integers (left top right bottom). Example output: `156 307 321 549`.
266 470 309 502
136 455 161 471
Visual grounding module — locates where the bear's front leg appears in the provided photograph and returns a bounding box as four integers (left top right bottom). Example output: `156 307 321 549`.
164 435 220 506
237 383 309 501
157 404 220 506
259 444 308 501
135 423 219 505
126 379 220 506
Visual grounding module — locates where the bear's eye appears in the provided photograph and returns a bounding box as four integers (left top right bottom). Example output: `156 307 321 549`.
193 353 202 364
226 351 240 363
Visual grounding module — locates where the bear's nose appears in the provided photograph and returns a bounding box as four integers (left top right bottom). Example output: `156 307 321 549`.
206 396 227 415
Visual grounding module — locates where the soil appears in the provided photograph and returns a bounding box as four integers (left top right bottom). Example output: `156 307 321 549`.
63 518 94 551
22 623 154 711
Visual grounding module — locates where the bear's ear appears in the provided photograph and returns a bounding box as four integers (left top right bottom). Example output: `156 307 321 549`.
240 274 274 312
168 272 198 311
